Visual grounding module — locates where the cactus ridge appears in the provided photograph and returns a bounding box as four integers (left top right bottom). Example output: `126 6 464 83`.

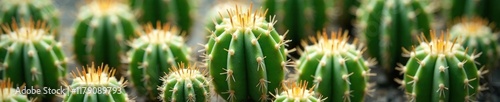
159 63 210 102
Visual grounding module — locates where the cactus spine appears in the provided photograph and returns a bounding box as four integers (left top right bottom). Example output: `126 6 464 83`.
1 78 30 102
63 63 130 102
206 5 288 101
399 32 485 101
0 20 67 101
128 23 191 100
0 0 59 34
73 0 139 77
296 31 374 102
272 81 324 102
129 0 193 35
159 64 209 102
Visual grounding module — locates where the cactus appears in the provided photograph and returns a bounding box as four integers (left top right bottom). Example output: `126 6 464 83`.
272 81 324 102
0 20 67 101
356 0 432 82
449 17 500 69
159 63 209 102
73 0 139 77
129 0 194 35
296 31 374 102
128 22 191 100
336 0 360 32
205 5 288 101
398 32 486 101
1 78 30 102
0 0 59 34
205 1 248 40
63 63 130 102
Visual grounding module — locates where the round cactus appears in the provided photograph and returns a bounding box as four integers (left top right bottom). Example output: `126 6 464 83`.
296 31 375 102
398 32 486 101
128 22 191 100
73 0 140 77
0 0 59 34
0 20 67 101
449 17 500 69
129 0 194 35
159 63 209 102
205 5 288 101
63 63 130 102
1 78 30 102
272 81 325 102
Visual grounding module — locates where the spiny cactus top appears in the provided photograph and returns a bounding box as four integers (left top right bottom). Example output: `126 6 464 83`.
1 78 30 102
296 31 375 102
73 0 139 77
449 17 500 69
63 63 130 102
272 81 325 102
0 20 67 101
0 0 59 34
398 32 486 101
128 22 191 100
205 1 249 40
159 63 209 102
206 4 288 102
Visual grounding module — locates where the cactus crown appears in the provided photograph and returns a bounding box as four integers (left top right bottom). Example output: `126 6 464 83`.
411 31 463 55
70 63 126 86
454 17 491 36
0 79 15 99
166 63 204 80
220 4 273 29
139 22 180 44
281 81 316 99
86 0 127 16
304 30 361 55
1 20 51 42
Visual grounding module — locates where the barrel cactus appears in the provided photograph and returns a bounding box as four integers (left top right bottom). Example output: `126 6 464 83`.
73 0 139 77
356 0 432 82
272 81 325 102
296 31 375 102
0 0 59 34
205 5 288 101
63 63 130 102
0 20 67 101
128 23 191 100
1 78 30 102
159 63 209 102
399 32 486 101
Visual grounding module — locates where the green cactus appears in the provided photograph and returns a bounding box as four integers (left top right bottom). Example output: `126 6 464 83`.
449 17 500 69
205 1 248 40
336 0 360 32
1 78 30 102
0 20 67 101
63 63 130 102
398 32 486 101
356 0 432 81
442 0 483 23
0 0 59 35
159 63 209 102
129 0 194 36
272 81 325 102
128 23 191 100
205 5 288 101
73 0 139 77
296 31 374 102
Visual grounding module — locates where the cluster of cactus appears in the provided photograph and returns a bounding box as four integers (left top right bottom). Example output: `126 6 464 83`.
205 5 288 101
1 78 30 102
296 31 374 102
398 32 485 101
129 0 194 35
128 22 191 100
356 0 432 81
0 0 59 34
272 81 324 102
73 0 139 77
63 63 129 102
159 63 210 102
0 20 67 101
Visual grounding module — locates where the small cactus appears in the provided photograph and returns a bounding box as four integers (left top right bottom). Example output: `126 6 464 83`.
129 0 194 35
0 20 67 101
159 63 209 102
272 81 324 102
205 5 288 101
73 0 140 77
63 63 130 102
398 32 485 101
1 78 30 102
128 22 191 100
296 31 375 102
0 0 60 34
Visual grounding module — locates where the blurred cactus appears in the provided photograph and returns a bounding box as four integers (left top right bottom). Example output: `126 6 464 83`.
0 0 59 35
336 0 360 33
159 63 209 102
272 81 325 102
0 78 30 102
205 4 288 101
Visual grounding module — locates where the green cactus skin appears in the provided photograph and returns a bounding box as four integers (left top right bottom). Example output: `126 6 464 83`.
159 64 209 102
73 0 139 77
337 0 360 32
0 21 67 101
63 63 130 102
205 5 288 102
129 0 193 36
399 33 485 101
272 81 324 102
128 23 191 100
1 78 30 102
0 0 59 34
449 18 500 69
296 31 374 102
357 0 432 80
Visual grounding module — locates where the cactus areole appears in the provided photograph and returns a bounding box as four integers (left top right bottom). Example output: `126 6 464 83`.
205 5 288 101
